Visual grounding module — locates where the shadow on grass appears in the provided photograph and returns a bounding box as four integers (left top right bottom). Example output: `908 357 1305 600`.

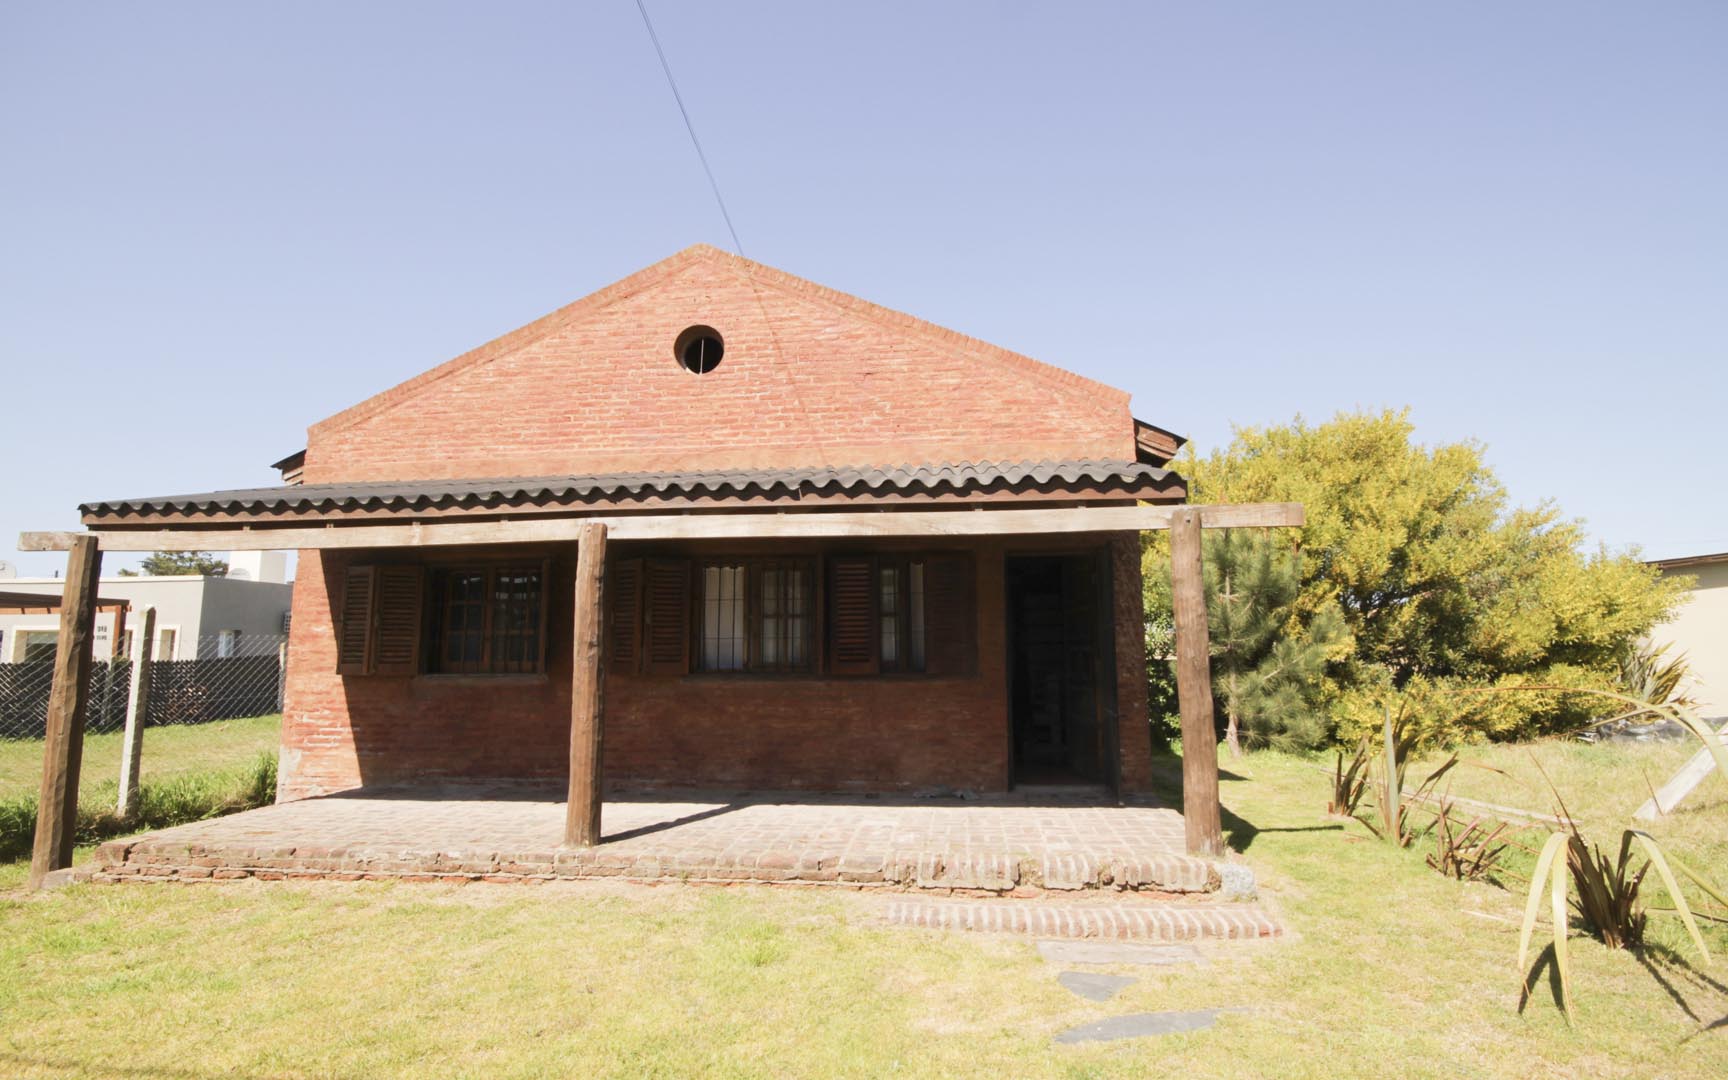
1517 943 1568 1019
1219 802 1343 853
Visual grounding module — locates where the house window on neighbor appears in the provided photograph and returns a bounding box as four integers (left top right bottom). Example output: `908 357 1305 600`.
20 630 58 663
698 560 814 674
878 560 927 674
430 564 547 675
157 628 177 661
217 629 242 658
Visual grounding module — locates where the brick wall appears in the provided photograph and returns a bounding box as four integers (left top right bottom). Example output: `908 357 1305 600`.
301 247 1137 484
280 541 1013 799
275 247 1155 801
278 535 1154 800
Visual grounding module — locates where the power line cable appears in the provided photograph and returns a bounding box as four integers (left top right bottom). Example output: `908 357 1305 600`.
634 0 746 257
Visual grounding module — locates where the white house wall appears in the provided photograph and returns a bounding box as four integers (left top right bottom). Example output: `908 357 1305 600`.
1652 561 1728 722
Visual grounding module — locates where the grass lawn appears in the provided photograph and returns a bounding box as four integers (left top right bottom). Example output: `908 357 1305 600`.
0 714 283 801
2 740 1724 1078
0 715 282 882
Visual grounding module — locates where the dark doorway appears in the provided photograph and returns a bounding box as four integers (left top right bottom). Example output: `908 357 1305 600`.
1006 555 1103 786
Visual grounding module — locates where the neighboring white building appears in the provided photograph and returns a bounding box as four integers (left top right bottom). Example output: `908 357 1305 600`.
1650 552 1728 722
0 553 292 663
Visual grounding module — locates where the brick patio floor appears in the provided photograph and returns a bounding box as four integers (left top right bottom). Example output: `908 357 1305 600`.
94 785 1220 894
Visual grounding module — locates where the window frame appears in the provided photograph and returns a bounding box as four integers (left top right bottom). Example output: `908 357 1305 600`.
427 559 551 676
694 556 817 675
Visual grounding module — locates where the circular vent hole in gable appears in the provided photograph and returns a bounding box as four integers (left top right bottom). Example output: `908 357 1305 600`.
675 325 724 374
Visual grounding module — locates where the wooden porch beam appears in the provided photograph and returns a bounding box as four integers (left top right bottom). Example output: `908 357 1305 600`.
29 534 102 889
21 503 1305 552
564 522 607 847
1171 507 1225 858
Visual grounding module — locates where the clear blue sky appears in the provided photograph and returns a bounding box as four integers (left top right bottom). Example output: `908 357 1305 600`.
3 2 1724 577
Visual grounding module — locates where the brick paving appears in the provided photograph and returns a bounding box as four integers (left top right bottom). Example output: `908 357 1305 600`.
883 899 1281 941
93 784 1220 894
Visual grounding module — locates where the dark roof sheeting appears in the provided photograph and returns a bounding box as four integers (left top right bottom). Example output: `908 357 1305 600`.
82 460 1178 517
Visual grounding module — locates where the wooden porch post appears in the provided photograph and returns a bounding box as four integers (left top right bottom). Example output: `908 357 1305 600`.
29 534 103 888
1171 508 1225 857
564 521 608 847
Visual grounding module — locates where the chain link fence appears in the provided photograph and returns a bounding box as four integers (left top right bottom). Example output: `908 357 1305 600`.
0 633 287 741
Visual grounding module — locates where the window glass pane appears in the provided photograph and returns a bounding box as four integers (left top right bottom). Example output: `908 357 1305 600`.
702 564 746 671
785 566 808 667
879 565 899 666
909 562 926 671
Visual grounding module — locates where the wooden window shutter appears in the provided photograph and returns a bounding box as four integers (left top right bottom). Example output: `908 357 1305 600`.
827 556 879 675
642 558 691 675
923 554 977 676
336 565 376 675
372 566 425 676
608 557 644 675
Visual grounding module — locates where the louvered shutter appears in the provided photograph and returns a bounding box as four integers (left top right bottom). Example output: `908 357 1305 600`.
336 565 376 675
608 557 644 675
372 566 424 676
923 554 976 676
827 556 878 675
642 558 691 675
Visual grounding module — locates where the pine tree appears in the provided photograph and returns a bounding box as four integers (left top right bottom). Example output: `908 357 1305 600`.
1204 529 1346 753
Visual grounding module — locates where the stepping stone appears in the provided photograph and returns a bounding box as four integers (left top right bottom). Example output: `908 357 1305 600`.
1054 1009 1220 1044
1057 971 1136 1002
1037 940 1207 967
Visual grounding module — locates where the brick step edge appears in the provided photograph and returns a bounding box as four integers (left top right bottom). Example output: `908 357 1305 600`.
883 900 1282 941
93 844 1219 894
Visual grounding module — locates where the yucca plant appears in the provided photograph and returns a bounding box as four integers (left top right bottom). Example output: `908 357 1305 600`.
1328 737 1371 817
1427 797 1511 882
1362 703 1456 846
1516 772 1728 1022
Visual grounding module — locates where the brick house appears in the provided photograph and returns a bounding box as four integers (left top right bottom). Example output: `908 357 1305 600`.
62 246 1201 809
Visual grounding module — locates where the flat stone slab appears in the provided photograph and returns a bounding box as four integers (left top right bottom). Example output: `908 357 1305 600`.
1054 1009 1220 1044
1037 940 1209 965
1057 971 1137 1001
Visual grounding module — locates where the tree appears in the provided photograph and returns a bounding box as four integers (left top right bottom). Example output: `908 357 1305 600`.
1145 409 1685 745
1204 529 1349 754
120 551 229 577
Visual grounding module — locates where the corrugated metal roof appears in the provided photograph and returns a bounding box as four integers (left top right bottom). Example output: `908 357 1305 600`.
81 459 1178 517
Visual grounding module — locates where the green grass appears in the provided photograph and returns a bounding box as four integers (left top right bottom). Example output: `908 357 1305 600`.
0 715 282 871
0 713 282 800
1 742 1723 1078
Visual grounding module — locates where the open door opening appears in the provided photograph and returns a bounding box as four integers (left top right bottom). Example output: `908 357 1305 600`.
1006 554 1104 787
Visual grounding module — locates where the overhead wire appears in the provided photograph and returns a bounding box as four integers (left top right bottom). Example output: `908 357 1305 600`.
634 0 746 257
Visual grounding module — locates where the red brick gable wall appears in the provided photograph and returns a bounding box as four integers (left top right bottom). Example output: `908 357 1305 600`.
302 247 1137 483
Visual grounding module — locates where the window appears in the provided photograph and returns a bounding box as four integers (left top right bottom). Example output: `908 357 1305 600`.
611 553 972 678
430 563 548 674
20 629 57 663
877 559 927 673
157 628 177 661
217 629 242 658
696 559 814 673
675 324 724 374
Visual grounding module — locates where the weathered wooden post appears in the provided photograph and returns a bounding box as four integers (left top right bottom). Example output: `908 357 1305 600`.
29 534 103 888
564 521 608 847
1171 508 1225 857
117 605 157 819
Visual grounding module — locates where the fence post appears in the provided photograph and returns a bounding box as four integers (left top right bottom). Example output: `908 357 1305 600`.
276 639 288 714
118 606 157 819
